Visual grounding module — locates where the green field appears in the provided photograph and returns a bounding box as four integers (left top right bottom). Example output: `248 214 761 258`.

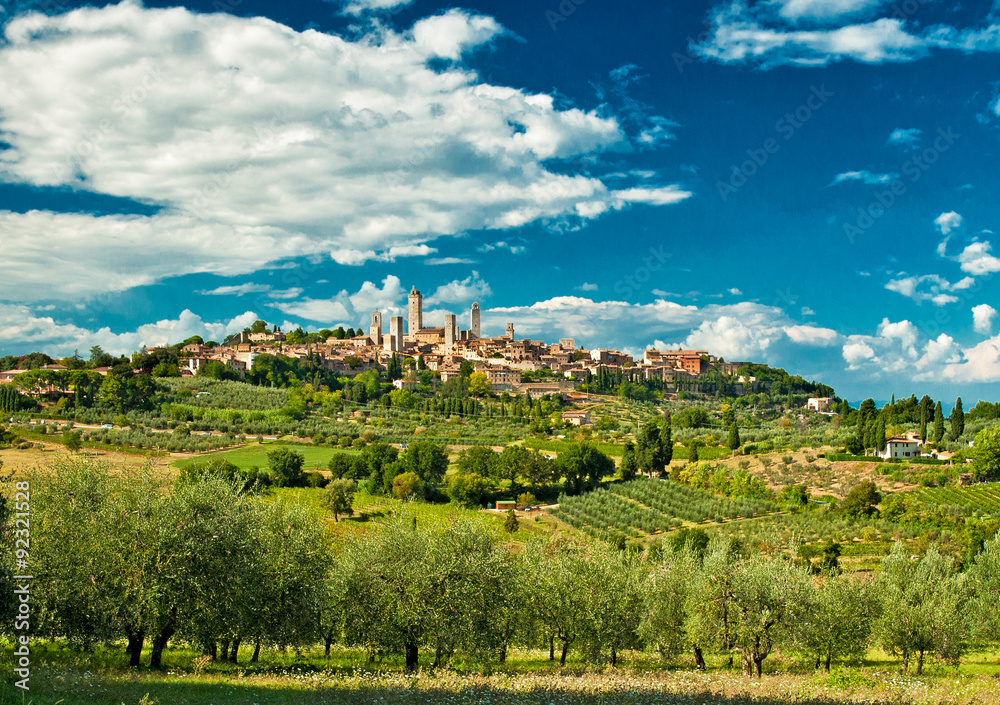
173 442 358 472
9 643 1000 705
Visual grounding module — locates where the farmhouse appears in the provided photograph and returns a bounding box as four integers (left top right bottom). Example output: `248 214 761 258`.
882 435 921 460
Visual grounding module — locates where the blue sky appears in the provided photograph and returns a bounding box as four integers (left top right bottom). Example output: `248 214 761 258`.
1 0 999 403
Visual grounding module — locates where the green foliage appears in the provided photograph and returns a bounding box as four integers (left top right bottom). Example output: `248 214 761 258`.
841 480 882 519
973 425 1000 480
556 442 615 495
877 542 970 674
267 447 306 487
393 471 425 501
446 472 489 507
504 508 519 533
322 479 356 521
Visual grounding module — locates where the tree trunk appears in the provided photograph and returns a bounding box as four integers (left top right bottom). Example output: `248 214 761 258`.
126 630 145 668
204 642 217 659
754 656 764 678
902 653 910 672
220 640 229 661
916 650 924 676
150 624 175 669
824 650 832 673
405 642 419 672
324 637 333 658
815 653 821 670
229 638 241 664
694 647 706 671
741 651 754 677
251 639 261 664
610 645 617 667
549 635 555 661
560 639 569 666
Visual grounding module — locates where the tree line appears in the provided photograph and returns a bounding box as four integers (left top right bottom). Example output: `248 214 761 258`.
17 458 1000 677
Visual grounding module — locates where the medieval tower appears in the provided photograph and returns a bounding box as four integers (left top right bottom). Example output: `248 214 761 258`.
369 311 383 346
470 302 481 339
407 286 423 341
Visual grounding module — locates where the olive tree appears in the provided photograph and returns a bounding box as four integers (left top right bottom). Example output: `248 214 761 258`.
877 542 970 674
797 572 880 671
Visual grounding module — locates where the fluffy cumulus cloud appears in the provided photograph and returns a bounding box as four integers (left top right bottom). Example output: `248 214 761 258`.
0 3 689 301
480 298 838 364
692 0 1000 68
973 304 998 335
837 316 1000 383
935 211 964 236
425 271 493 305
0 304 258 356
955 241 1000 276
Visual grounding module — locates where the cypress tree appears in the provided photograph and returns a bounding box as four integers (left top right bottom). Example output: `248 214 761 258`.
933 401 945 443
951 397 965 440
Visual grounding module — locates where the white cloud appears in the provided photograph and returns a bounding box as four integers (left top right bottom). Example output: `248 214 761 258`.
576 283 599 292
198 283 303 299
477 240 527 255
199 283 272 297
940 334 1000 383
270 299 351 324
425 271 492 305
935 211 963 236
830 170 898 185
888 127 921 148
0 304 258 355
410 10 504 60
774 0 891 22
427 257 478 265
884 273 972 306
0 3 689 298
956 241 1000 276
842 341 876 368
693 6 928 68
727 288 743 295
348 275 406 315
340 0 413 17
973 304 998 335
0 210 316 301
692 1 1000 68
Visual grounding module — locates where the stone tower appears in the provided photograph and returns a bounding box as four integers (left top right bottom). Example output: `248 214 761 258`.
407 286 422 340
370 311 383 346
390 316 404 352
444 313 456 353
470 302 481 339
506 322 515 339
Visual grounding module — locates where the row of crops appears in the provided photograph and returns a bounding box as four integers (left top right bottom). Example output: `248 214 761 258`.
609 478 775 521
551 478 778 540
913 484 1000 514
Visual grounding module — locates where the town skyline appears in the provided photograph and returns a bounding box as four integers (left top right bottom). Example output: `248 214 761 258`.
2 1 999 403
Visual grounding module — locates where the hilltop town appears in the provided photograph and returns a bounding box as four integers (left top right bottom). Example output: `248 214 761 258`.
114 285 792 399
